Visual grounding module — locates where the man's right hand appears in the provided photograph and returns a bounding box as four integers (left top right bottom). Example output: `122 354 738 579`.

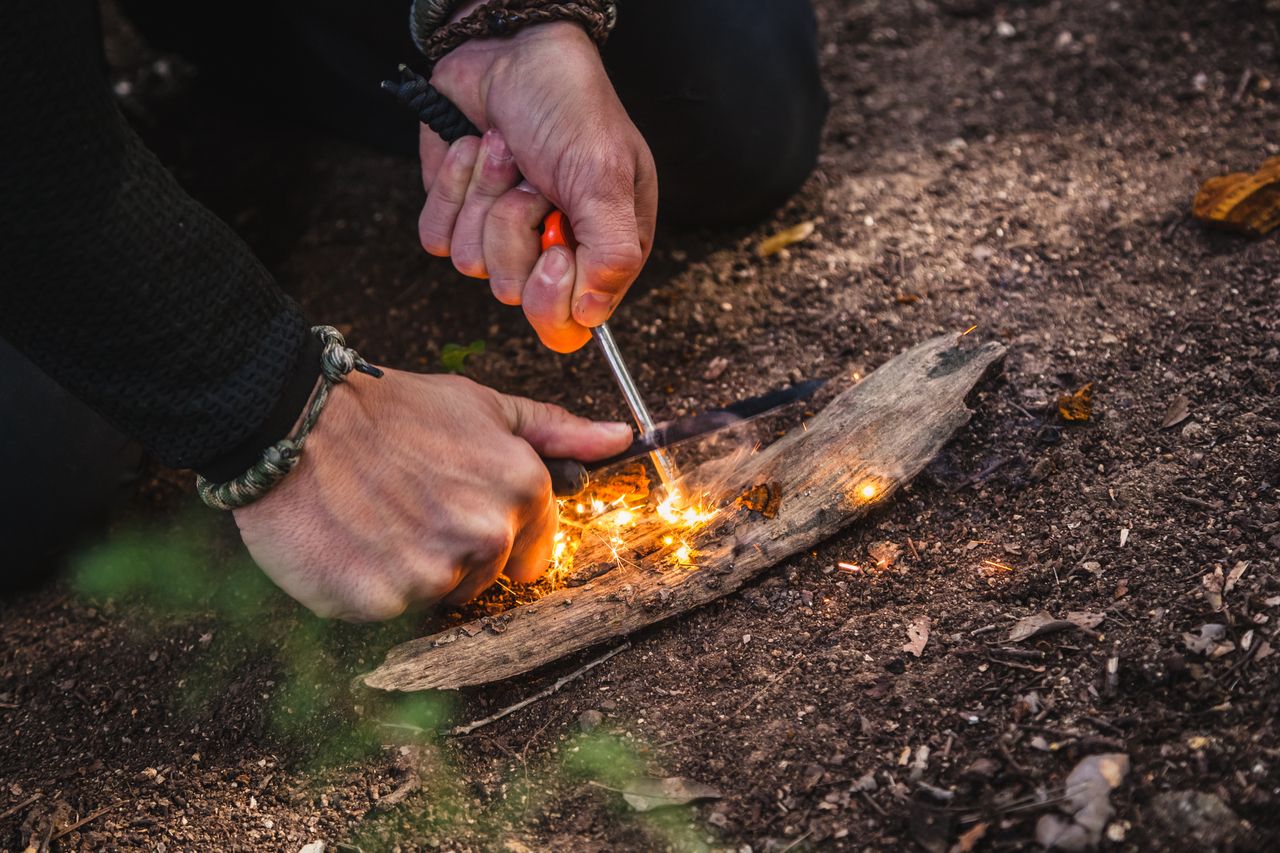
417 20 658 353
232 370 632 621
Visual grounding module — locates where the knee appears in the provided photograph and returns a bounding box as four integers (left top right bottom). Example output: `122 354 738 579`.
607 0 829 225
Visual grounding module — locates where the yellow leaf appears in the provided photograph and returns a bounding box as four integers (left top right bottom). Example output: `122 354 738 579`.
756 220 816 257
1057 382 1094 422
1192 156 1280 237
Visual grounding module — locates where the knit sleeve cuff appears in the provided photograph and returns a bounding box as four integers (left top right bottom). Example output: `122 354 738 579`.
194 332 324 483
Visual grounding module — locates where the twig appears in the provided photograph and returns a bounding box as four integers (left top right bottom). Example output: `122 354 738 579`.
49 801 123 841
1175 493 1222 511
448 642 630 737
0 792 42 821
1233 67 1254 102
860 790 888 816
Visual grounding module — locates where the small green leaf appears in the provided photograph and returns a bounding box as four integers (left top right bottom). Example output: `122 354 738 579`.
440 339 485 373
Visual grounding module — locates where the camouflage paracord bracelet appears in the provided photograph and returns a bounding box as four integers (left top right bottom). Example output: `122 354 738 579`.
196 325 384 511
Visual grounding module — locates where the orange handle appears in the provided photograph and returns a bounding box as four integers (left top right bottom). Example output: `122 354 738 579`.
540 209 578 252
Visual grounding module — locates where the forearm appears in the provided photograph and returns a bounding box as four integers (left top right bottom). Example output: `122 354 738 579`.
0 0 318 476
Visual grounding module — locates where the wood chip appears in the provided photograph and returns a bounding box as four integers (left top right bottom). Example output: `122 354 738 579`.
756 220 816 257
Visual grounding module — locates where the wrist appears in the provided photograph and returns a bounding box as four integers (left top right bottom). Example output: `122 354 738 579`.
433 18 597 123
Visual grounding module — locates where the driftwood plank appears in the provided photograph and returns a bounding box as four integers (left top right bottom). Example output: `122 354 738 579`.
363 333 1005 691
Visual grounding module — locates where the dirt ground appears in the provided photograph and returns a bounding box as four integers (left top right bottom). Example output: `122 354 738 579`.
3 0 1280 850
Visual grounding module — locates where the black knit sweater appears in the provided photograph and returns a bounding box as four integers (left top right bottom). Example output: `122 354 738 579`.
0 0 321 481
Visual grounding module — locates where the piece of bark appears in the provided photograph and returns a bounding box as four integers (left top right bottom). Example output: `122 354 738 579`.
362 334 1005 691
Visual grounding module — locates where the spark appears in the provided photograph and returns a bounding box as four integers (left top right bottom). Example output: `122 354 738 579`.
980 559 1015 572
613 509 635 526
575 503 585 514
837 562 862 574
663 536 674 546
961 324 978 336
858 482 878 500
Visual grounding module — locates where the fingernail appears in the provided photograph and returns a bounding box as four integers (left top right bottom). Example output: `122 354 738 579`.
542 245 571 280
574 292 614 326
602 421 633 439
484 129 511 161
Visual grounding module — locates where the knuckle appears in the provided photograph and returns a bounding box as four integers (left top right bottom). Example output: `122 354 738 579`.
469 524 514 568
346 588 408 623
511 446 553 503
412 559 460 603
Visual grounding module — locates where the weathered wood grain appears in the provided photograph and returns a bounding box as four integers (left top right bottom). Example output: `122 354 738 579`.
362 333 1005 691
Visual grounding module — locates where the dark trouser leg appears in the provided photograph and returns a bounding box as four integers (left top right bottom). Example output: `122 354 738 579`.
118 0 827 225
605 0 829 224
0 338 141 591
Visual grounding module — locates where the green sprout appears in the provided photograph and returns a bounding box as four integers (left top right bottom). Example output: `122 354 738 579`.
440 339 485 373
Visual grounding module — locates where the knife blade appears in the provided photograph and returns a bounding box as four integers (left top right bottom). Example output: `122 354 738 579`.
543 378 826 494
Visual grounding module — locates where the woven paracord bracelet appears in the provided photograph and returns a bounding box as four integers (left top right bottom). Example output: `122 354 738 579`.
421 0 618 64
410 0 472 55
196 326 384 511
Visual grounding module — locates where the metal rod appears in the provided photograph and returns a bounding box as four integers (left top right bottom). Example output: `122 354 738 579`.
591 323 680 493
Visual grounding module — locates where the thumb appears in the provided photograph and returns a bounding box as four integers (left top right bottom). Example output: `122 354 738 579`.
500 394 633 461
567 175 647 328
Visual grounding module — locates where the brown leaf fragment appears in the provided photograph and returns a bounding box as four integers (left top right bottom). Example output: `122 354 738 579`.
1160 395 1191 429
1057 382 1094 422
756 220 816 257
736 482 782 518
615 776 723 812
1007 611 1104 642
1192 155 1280 237
903 616 931 657
1066 611 1105 632
950 821 989 853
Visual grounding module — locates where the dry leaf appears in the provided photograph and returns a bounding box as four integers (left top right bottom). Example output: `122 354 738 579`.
1035 753 1130 852
1160 395 1191 429
903 616 931 657
1183 623 1228 655
950 821 989 853
756 220 816 257
1057 383 1094 422
1066 611 1105 632
615 776 723 812
1008 611 1104 642
1192 156 1280 237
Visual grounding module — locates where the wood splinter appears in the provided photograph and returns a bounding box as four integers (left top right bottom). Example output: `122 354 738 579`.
361 333 1006 692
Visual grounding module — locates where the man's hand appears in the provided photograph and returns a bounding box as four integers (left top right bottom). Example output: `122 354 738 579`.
232 370 631 621
418 21 658 353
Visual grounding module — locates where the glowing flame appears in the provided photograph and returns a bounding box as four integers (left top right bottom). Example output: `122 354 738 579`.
858 482 878 500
